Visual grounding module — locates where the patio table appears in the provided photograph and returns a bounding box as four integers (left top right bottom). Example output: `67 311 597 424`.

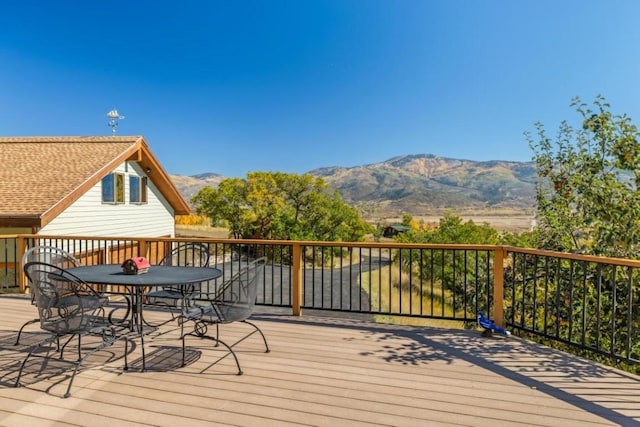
67 264 222 371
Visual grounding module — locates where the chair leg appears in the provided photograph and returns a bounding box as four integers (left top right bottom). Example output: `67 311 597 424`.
183 333 243 375
15 335 58 389
181 334 187 367
241 320 270 353
64 360 83 398
59 334 77 360
123 336 129 372
140 333 146 372
17 332 129 399
14 319 40 345
220 321 270 353
63 334 130 398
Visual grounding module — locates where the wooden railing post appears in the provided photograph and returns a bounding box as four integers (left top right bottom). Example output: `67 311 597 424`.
17 235 27 293
292 243 303 316
492 246 505 327
139 239 148 258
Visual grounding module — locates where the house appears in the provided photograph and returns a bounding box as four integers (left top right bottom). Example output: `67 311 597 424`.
0 136 189 237
382 224 411 238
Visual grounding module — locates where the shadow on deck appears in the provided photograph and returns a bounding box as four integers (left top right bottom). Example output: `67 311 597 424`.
0 295 638 426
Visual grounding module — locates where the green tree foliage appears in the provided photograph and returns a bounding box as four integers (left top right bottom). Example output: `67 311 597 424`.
527 95 640 259
522 96 640 367
191 178 249 238
395 213 501 245
401 213 413 227
500 229 537 248
191 172 371 241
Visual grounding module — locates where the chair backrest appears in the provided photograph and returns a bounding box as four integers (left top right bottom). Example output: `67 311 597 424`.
215 257 265 323
22 246 81 304
159 243 210 267
23 261 105 335
22 245 81 270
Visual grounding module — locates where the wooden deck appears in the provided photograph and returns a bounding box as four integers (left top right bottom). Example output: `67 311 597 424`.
0 295 638 427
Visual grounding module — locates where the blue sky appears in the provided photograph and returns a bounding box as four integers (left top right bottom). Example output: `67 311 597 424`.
2 1 640 177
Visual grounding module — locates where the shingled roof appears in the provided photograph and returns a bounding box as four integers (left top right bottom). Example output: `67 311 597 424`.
0 136 190 228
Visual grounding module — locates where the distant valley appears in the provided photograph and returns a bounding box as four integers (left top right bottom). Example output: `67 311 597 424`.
170 154 537 223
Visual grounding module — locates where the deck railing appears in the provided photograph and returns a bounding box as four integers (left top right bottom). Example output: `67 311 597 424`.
1 234 638 365
0 235 18 292
506 248 640 365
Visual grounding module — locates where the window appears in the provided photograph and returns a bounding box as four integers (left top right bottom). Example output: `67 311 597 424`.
129 176 148 204
102 173 124 204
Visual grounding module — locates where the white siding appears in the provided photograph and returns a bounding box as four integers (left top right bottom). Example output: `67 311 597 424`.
40 162 175 238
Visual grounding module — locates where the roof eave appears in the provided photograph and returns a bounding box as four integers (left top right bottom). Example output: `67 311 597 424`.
0 215 42 228
134 139 191 215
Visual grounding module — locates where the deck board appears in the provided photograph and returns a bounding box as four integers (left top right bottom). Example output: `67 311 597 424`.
0 295 638 427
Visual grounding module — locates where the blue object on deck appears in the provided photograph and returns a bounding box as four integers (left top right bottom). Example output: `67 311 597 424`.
477 311 511 336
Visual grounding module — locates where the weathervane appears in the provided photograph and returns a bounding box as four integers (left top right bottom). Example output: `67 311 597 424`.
107 109 125 136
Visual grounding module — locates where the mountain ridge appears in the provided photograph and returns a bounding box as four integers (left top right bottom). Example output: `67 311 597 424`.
170 154 537 218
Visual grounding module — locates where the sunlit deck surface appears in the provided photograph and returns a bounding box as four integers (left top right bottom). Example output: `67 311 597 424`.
0 295 639 427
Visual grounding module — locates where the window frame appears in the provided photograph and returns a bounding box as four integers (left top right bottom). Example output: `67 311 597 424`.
101 173 125 204
129 175 148 204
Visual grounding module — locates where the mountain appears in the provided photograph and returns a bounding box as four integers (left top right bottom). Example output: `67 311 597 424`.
170 172 224 200
170 154 537 217
309 154 536 216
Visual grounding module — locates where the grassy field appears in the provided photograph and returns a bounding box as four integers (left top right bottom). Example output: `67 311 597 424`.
176 213 534 238
175 224 229 238
426 214 533 232
384 214 534 232
361 266 468 329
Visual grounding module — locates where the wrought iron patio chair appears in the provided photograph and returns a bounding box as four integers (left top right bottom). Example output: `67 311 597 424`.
145 243 211 322
15 246 82 345
17 246 130 345
179 257 269 375
16 261 129 398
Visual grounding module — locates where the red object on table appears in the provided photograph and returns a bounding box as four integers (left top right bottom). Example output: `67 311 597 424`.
121 257 151 275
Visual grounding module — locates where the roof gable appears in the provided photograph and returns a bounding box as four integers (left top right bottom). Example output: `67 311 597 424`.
0 136 190 227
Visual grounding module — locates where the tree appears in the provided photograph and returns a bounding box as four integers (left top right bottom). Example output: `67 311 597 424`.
525 96 640 365
396 213 501 245
191 178 249 238
191 172 371 241
527 95 640 259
